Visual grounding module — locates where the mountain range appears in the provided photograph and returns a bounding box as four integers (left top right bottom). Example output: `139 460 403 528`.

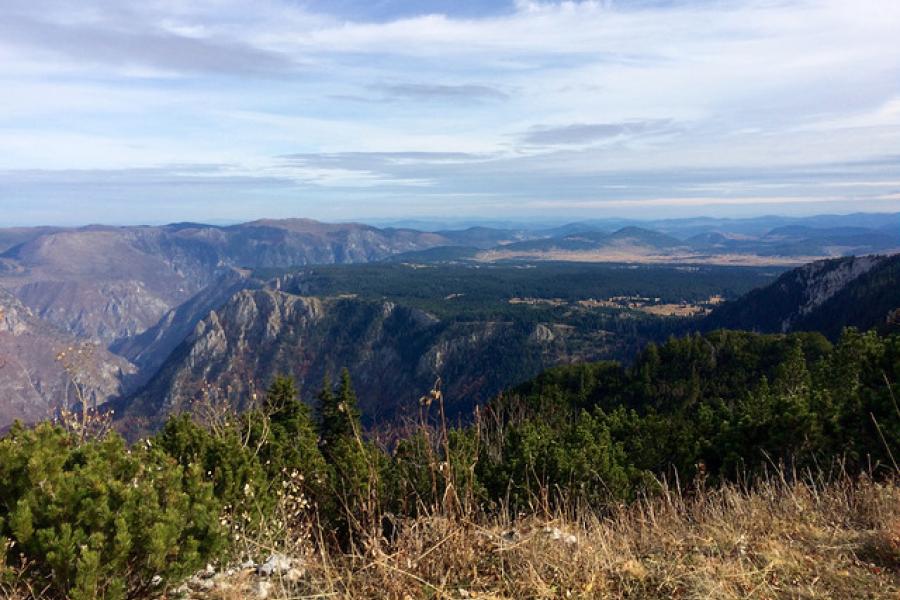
0 213 899 429
475 223 900 264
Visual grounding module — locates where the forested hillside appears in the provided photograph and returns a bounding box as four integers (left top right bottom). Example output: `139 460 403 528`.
480 328 898 502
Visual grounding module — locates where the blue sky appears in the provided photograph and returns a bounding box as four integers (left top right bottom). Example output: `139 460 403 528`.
1 0 899 226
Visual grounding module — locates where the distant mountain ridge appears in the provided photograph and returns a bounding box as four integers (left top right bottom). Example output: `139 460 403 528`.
0 219 453 344
481 223 900 264
492 226 684 255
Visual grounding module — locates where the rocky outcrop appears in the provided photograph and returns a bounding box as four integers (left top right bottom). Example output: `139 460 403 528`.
789 255 882 321
0 287 135 428
118 289 606 429
110 268 259 387
703 254 900 338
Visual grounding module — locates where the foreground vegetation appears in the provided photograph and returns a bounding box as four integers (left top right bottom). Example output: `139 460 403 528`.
184 472 900 599
1 327 899 598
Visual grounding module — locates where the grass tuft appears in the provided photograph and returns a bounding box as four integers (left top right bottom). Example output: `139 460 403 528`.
186 473 900 600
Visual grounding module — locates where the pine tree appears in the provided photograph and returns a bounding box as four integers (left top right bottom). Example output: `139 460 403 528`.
314 369 383 543
316 373 337 452
257 376 327 494
317 369 362 456
265 375 299 415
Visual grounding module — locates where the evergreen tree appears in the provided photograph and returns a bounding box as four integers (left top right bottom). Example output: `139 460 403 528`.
0 424 222 600
317 369 362 457
315 369 383 543
254 376 328 497
316 373 336 451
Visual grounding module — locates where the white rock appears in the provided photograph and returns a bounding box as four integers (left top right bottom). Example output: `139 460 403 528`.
546 527 563 540
257 553 293 577
255 580 274 599
544 526 577 545
191 577 215 591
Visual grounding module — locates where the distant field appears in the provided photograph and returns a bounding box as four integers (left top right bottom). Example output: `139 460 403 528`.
476 248 829 266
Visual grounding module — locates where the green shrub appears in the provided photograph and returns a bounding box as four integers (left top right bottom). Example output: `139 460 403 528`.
0 423 223 600
249 376 329 505
156 413 271 520
155 377 333 548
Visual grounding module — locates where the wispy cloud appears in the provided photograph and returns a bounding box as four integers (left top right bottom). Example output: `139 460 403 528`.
374 82 509 102
0 0 899 223
281 151 491 167
0 7 301 76
522 120 677 146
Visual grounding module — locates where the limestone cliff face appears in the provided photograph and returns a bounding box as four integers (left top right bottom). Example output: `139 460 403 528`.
704 254 900 338
0 287 135 427
109 269 258 387
120 289 600 429
788 255 883 323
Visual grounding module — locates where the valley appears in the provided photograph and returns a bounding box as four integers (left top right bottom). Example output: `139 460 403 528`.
0 214 897 432
113 261 777 427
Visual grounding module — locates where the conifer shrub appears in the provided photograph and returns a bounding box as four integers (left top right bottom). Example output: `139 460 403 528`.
155 413 273 537
0 423 223 600
249 376 329 505
316 370 391 544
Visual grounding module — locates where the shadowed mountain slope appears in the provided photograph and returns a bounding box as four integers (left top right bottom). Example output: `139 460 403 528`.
703 254 900 338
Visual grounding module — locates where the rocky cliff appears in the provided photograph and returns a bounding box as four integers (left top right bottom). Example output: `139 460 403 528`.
703 254 900 338
119 289 608 429
0 287 135 427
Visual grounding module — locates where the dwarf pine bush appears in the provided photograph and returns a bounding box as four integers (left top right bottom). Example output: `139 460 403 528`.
156 413 272 520
0 423 224 600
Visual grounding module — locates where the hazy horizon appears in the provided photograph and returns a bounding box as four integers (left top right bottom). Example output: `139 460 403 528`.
3 209 899 231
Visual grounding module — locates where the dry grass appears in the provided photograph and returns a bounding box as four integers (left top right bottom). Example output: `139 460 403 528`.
475 249 824 267
197 474 900 600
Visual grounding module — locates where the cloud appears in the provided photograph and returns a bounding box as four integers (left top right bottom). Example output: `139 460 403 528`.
277 151 493 187
3 150 900 224
373 82 509 102
300 0 515 22
0 165 297 188
1 0 900 222
0 11 297 76
281 151 490 167
522 119 676 145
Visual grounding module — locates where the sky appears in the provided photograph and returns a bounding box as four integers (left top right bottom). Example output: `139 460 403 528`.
1 0 899 226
